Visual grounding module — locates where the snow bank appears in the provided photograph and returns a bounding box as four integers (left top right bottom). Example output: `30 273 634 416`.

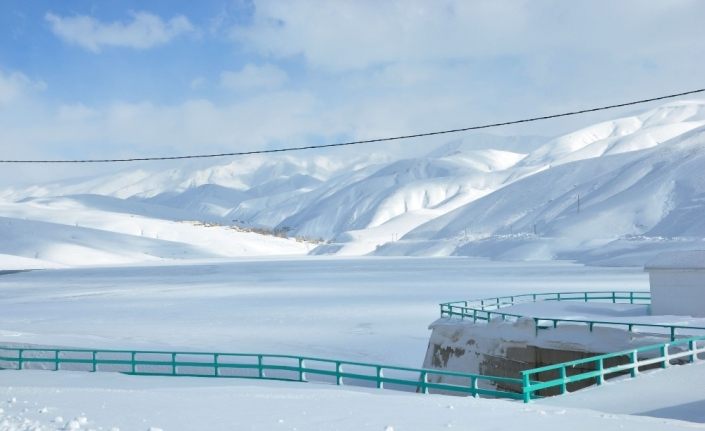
1 370 700 430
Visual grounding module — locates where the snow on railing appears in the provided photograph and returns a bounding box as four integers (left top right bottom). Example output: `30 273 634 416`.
520 336 705 402
439 291 705 341
0 345 524 401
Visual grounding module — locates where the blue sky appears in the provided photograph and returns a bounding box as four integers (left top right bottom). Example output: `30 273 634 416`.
1 0 704 184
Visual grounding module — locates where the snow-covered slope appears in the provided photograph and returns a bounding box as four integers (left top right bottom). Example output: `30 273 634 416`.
2 100 705 267
0 195 311 268
380 122 705 264
520 100 705 168
287 149 527 252
314 101 705 256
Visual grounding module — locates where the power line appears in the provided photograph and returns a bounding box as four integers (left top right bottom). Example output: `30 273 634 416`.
2 87 704 164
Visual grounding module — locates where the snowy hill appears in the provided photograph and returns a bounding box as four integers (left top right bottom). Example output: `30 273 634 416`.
379 122 705 265
520 100 705 168
322 101 705 257
1 100 705 267
0 195 311 268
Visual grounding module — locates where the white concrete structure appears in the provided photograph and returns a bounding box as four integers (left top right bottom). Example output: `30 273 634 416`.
645 250 705 317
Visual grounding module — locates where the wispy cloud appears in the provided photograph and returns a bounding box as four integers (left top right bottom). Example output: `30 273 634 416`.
0 69 45 107
45 11 195 53
220 64 288 92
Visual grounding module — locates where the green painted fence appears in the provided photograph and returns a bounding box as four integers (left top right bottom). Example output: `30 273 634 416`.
440 291 705 341
0 345 524 400
520 335 705 402
3 291 704 404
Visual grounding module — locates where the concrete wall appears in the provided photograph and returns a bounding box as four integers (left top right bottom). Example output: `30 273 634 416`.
422 318 672 395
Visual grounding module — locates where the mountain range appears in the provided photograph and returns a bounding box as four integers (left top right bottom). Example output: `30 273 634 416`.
2 100 704 268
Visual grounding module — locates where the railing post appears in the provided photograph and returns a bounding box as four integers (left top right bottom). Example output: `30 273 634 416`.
596 359 604 385
629 292 634 304
612 292 616 303
471 376 479 398
661 344 669 368
521 373 531 403
257 355 264 378
473 309 477 323
92 351 97 372
298 358 305 382
559 367 567 394
630 350 639 377
131 352 136 374
419 371 429 394
690 340 697 363
214 354 219 377
670 327 676 342
376 366 383 389
54 350 59 371
18 349 23 370
335 362 342 385
584 292 588 302
172 353 177 376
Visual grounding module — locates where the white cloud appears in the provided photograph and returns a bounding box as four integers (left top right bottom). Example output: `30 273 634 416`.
220 64 288 91
231 0 530 70
45 11 195 53
3 0 705 186
0 69 45 107
232 0 705 72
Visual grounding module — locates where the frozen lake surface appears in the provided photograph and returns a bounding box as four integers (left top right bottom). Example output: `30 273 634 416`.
0 257 647 366
3 257 705 429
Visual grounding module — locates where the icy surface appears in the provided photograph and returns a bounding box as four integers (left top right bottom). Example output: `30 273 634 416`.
0 258 646 364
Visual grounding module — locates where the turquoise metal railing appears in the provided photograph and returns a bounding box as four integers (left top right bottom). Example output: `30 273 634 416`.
3 291 704 404
0 345 524 400
440 291 705 341
520 335 705 402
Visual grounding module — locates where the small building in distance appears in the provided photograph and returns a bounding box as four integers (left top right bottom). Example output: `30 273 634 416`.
645 250 705 317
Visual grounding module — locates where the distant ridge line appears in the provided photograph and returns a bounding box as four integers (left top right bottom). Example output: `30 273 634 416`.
3 87 704 164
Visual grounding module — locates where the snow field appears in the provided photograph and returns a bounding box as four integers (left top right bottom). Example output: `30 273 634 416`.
0 258 647 364
1 257 703 428
1 370 700 431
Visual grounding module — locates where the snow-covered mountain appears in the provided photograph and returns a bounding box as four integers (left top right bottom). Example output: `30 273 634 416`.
2 100 705 268
378 102 705 264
